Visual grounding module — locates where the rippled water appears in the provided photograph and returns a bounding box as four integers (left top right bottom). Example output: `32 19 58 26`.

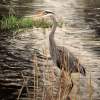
0 0 100 99
35 1 100 99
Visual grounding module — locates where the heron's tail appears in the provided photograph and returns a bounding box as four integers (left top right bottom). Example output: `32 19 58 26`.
79 64 86 76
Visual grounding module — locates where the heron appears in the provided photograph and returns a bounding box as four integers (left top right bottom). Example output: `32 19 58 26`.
40 10 86 76
38 10 86 99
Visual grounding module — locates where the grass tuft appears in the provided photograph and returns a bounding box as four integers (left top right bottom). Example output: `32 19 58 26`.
0 16 33 31
0 15 18 30
32 19 52 28
0 15 64 32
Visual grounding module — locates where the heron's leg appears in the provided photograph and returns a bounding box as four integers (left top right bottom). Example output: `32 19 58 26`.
66 96 71 100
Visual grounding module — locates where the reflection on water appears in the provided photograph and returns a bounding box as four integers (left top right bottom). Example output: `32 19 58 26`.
0 0 43 16
0 0 100 99
84 0 100 7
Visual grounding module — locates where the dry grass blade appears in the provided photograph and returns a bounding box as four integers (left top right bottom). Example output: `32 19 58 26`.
88 72 93 100
56 68 73 100
17 72 29 100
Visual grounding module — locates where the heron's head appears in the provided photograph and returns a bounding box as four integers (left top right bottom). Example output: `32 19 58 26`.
42 10 55 16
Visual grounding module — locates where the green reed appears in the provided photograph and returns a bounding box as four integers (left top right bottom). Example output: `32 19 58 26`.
0 15 64 32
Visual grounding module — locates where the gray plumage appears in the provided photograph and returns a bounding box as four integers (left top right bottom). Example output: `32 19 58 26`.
44 11 86 76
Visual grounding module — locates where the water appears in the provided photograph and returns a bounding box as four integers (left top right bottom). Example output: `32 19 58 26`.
35 1 100 99
0 0 100 99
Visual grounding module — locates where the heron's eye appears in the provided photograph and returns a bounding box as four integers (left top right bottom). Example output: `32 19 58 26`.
44 11 54 15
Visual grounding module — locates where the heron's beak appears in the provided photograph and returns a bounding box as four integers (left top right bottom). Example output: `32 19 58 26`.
45 11 55 15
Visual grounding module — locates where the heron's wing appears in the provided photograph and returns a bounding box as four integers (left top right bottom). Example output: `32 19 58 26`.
56 46 86 76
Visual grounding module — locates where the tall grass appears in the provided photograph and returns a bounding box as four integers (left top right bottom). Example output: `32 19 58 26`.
0 16 18 30
32 19 52 28
0 16 33 30
0 15 64 32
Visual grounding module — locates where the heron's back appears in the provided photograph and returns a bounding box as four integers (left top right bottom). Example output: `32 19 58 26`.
51 46 86 76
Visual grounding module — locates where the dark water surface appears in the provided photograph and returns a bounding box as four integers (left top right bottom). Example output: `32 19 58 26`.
0 0 100 100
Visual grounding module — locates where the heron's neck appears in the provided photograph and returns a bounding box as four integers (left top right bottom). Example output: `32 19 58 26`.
49 15 57 48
